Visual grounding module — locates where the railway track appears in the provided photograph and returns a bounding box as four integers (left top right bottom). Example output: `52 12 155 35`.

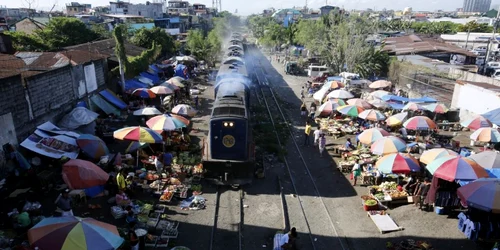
209 187 243 250
250 51 348 250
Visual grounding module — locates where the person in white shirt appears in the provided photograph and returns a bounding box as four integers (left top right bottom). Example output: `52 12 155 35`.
313 127 322 146
279 227 297 249
400 127 408 138
154 154 164 174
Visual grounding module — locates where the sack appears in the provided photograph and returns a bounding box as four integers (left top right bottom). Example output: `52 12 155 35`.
350 172 354 180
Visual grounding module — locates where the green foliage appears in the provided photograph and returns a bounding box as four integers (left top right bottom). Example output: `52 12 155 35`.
247 15 276 39
260 22 287 47
130 27 176 57
5 31 49 51
458 21 493 33
36 17 99 49
186 29 210 61
379 20 460 34
90 23 112 39
113 24 162 79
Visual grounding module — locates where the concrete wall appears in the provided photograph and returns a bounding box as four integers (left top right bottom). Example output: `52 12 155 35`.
449 68 500 87
0 75 31 142
455 83 500 120
128 3 163 19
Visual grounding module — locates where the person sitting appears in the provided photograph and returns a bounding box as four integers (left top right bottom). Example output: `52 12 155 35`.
279 227 298 250
13 204 31 233
125 206 137 224
116 189 132 207
56 189 74 216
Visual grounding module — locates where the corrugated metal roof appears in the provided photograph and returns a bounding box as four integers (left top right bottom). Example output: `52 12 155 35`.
383 35 477 57
15 52 43 65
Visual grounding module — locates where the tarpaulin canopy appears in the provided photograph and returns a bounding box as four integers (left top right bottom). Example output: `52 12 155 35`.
483 108 500 125
382 95 409 102
62 159 109 197
149 64 162 73
411 96 437 103
175 64 188 79
90 95 120 116
124 79 148 91
76 101 87 108
99 89 126 110
21 129 80 159
140 72 160 84
58 107 99 130
388 103 404 110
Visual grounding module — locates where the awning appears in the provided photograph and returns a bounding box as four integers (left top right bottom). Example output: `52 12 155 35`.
140 72 160 84
90 95 120 116
388 102 405 110
149 64 162 73
411 96 437 103
125 79 148 91
99 89 127 110
382 95 409 102
76 101 88 108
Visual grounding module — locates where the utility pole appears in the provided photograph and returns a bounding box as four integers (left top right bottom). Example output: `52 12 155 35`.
465 27 470 50
484 9 500 74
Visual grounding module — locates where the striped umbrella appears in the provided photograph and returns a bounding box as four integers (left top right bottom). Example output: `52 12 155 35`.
420 148 458 165
28 216 124 250
113 126 163 143
358 128 390 145
358 109 386 121
167 77 185 87
426 155 489 182
327 80 344 89
125 141 148 153
457 178 500 213
371 136 407 155
318 100 344 115
403 116 437 130
336 105 364 117
172 104 197 117
402 102 424 111
327 89 354 99
469 151 500 177
369 90 391 100
424 103 449 114
146 114 190 132
150 86 174 95
385 112 408 126
470 127 500 142
461 116 492 130
369 80 392 89
76 134 109 160
347 98 373 109
133 107 162 116
131 88 156 98
376 153 420 174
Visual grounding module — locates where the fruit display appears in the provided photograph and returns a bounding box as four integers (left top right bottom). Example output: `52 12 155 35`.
380 181 398 191
374 193 385 200
169 178 181 185
389 190 408 199
160 191 173 202
360 195 372 201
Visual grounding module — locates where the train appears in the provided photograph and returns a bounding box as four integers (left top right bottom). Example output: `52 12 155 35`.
202 32 255 186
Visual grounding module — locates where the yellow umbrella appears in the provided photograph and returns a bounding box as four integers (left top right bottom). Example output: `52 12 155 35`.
420 148 458 165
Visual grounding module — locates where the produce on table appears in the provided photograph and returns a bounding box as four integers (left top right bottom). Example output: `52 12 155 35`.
360 195 372 201
380 181 398 190
191 184 202 192
160 191 173 201
374 193 385 200
365 200 377 206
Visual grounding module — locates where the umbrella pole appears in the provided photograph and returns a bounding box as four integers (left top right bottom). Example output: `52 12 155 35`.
136 149 139 168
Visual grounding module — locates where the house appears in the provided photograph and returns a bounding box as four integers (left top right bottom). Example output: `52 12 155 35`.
382 35 477 64
451 80 500 121
272 9 302 27
0 16 8 33
66 2 92 16
14 17 49 35
109 1 162 19
192 3 207 16
167 0 190 16
319 5 339 16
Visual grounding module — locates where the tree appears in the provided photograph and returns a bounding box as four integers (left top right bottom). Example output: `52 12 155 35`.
130 27 176 57
458 21 493 33
185 29 210 62
90 23 112 39
36 17 99 49
260 22 287 47
5 31 49 51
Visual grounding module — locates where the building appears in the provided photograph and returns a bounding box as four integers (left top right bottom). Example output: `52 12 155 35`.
167 0 190 16
192 3 207 16
319 5 339 16
272 9 302 27
0 16 8 32
109 1 162 19
451 80 500 121
14 17 49 35
66 2 92 16
441 32 500 51
463 0 492 13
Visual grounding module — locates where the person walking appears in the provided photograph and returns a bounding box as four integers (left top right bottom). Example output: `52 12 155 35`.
300 87 305 101
194 95 199 109
300 103 307 117
279 227 298 250
304 121 312 146
352 161 362 186
309 102 316 121
318 134 326 157
313 126 322 146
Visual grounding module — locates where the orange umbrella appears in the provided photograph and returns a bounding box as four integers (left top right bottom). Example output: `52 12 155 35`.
347 98 373 109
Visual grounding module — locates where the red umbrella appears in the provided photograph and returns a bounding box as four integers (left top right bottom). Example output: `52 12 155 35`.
62 159 109 189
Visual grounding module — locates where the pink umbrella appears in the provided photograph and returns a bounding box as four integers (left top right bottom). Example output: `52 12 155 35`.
347 98 373 109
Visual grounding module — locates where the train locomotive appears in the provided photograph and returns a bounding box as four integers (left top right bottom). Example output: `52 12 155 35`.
202 33 255 186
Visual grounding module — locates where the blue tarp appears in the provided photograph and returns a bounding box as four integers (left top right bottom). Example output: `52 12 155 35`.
90 95 120 116
175 64 187 79
170 17 180 23
411 96 437 103
382 95 409 102
149 64 161 73
76 101 88 108
327 76 343 82
139 72 160 84
124 79 148 91
483 108 500 125
84 185 105 198
99 89 127 110
388 103 405 110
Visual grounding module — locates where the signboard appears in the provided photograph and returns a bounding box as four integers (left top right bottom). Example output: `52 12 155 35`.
450 54 466 65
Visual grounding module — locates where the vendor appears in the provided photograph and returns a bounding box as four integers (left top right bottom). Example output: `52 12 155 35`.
279 227 298 250
154 153 164 174
116 189 132 207
13 204 31 232
56 189 73 216
116 169 127 191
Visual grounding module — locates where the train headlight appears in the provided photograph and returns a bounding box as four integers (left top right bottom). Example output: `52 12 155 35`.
224 122 228 127
229 122 234 127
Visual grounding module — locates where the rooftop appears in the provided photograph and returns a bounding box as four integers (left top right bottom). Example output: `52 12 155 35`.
456 80 500 91
63 38 146 61
383 35 477 57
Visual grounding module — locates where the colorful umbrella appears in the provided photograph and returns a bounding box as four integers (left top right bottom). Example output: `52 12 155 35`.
167 77 185 87
386 112 408 126
369 80 392 89
457 178 500 213
131 88 156 98
125 141 148 153
371 136 407 155
347 98 373 109
172 104 197 117
376 153 420 174
426 155 489 182
327 80 344 89
76 134 109 160
461 116 492 130
419 148 458 165
146 114 190 132
113 126 163 143
368 99 389 109
133 107 162 116
336 105 364 117
424 103 449 114
403 116 437 130
470 127 500 142
150 86 174 95
369 90 391 100
62 159 109 190
318 100 343 115
469 151 500 177
358 128 390 145
327 89 354 99
160 81 181 90
28 216 124 250
402 102 424 111
358 109 386 121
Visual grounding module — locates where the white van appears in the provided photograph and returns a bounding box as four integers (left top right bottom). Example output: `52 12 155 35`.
307 65 329 78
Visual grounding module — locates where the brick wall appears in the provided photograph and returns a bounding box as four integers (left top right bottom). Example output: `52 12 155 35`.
0 75 31 141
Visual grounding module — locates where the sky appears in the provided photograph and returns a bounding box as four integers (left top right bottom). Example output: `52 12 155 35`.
1 0 500 16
